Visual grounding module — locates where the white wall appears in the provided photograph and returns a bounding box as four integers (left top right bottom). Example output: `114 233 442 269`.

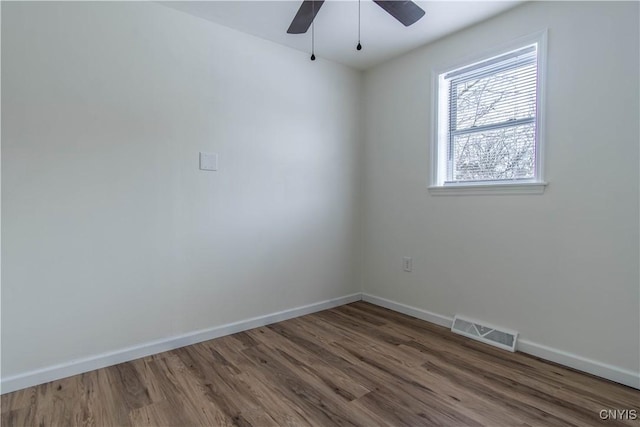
3 0 639 391
1 1 362 379
363 0 639 379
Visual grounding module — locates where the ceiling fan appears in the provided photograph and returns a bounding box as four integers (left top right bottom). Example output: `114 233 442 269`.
287 0 426 35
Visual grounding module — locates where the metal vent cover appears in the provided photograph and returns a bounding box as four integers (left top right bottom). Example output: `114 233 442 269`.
451 315 518 352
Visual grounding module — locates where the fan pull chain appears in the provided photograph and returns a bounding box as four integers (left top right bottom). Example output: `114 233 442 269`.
310 1 316 60
356 0 362 51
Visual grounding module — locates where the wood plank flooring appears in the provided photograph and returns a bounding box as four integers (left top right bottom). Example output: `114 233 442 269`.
2 302 639 426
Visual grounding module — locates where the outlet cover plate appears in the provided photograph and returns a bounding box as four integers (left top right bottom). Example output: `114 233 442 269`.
403 257 412 272
199 152 218 171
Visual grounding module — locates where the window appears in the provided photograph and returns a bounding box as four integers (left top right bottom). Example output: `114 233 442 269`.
430 32 547 195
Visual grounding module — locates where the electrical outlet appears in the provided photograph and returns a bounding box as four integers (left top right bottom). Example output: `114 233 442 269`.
402 256 412 272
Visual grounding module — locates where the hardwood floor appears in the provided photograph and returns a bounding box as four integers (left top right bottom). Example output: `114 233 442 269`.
2 302 639 426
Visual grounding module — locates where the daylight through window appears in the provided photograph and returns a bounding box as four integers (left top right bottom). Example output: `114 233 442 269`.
434 42 543 188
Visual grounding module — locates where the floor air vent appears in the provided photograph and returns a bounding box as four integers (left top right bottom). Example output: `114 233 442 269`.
451 315 518 352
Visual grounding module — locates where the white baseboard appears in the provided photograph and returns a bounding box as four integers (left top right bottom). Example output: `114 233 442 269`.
0 293 362 395
362 293 453 328
517 340 640 389
4 292 638 394
362 293 640 390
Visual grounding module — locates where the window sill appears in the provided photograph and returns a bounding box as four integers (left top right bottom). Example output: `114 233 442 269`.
428 181 547 196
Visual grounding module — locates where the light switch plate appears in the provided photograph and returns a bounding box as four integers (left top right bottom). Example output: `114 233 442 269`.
199 152 218 171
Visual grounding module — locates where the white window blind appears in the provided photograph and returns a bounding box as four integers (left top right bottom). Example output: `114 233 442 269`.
443 44 539 183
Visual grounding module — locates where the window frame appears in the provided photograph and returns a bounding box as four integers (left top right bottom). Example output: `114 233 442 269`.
429 30 548 196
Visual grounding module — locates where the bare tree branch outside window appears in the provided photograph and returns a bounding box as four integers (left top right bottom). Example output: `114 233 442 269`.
447 54 537 182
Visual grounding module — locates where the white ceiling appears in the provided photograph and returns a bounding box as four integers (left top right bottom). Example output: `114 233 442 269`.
160 1 524 70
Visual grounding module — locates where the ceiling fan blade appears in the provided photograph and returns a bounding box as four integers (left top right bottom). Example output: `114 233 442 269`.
373 1 425 27
287 0 325 34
